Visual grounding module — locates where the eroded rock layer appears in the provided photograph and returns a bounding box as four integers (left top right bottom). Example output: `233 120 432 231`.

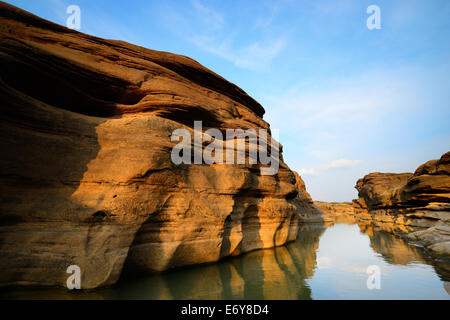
314 200 369 224
355 151 450 258
0 3 320 288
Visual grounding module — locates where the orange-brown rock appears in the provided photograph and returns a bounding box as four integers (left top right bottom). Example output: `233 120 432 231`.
355 151 450 258
314 201 355 219
355 172 413 209
313 200 370 225
0 3 318 288
293 171 313 203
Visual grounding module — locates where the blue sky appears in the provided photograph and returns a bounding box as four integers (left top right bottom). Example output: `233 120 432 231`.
6 0 450 201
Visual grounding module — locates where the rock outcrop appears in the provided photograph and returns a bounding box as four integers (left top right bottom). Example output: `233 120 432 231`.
314 200 369 224
0 2 319 288
355 152 450 258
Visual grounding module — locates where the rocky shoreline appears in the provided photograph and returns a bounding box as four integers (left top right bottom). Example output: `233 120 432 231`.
316 151 450 262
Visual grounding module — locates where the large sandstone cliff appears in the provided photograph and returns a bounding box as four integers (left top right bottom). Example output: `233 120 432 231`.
0 3 320 288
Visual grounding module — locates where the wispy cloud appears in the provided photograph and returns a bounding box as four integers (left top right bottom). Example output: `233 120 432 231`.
265 67 421 132
48 0 70 24
158 0 288 70
299 159 362 176
316 256 333 269
264 61 449 200
190 0 224 30
190 34 287 70
324 159 361 170
298 168 318 176
252 1 281 30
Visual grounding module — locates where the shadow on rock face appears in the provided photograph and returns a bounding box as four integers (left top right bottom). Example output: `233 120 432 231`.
0 1 307 290
100 224 323 300
0 69 121 287
0 31 148 289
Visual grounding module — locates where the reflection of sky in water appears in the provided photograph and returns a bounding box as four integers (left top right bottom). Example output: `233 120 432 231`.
308 224 448 300
1 223 449 300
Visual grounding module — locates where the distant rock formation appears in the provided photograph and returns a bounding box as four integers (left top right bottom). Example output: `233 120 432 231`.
355 151 450 258
315 152 449 259
314 200 368 224
0 2 320 288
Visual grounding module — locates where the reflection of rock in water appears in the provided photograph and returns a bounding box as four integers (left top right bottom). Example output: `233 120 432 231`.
366 228 427 265
106 223 325 300
433 260 450 282
2 222 448 299
359 225 450 281
319 201 450 282
444 282 450 295
0 224 324 300
353 151 450 259
289 224 326 279
228 223 325 300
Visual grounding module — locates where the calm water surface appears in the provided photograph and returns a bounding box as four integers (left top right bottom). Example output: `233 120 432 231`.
2 223 450 299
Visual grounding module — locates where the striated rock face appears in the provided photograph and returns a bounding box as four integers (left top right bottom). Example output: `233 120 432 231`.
0 3 317 288
355 172 413 209
355 152 450 258
314 200 368 223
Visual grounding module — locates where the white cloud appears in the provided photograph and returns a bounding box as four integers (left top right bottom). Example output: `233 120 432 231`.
263 66 431 178
158 0 287 70
190 34 287 70
297 159 361 177
316 256 333 269
264 64 450 201
252 2 281 30
48 0 70 24
324 159 361 170
190 0 224 30
265 67 419 132
298 168 318 176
